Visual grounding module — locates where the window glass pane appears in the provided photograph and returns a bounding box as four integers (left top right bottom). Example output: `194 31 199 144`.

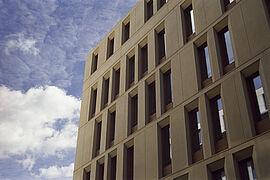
253 75 268 114
196 111 202 146
221 170 226 180
204 46 211 78
190 9 195 34
247 161 256 180
224 31 234 64
217 98 226 134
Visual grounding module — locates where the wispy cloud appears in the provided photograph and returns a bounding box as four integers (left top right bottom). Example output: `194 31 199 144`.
37 163 74 179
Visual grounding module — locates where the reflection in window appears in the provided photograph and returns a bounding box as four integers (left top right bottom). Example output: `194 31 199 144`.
239 158 257 180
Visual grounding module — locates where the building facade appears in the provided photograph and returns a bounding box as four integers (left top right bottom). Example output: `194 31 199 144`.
74 0 270 179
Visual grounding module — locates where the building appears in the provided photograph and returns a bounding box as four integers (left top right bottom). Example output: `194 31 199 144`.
73 0 270 179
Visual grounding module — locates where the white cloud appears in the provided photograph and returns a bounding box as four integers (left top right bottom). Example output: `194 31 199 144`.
5 33 40 56
37 163 74 179
0 85 80 162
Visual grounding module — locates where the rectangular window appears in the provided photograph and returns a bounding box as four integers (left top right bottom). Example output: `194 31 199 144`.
128 56 135 88
113 68 120 100
84 170 91 180
146 0 153 20
95 121 102 157
265 0 270 18
161 124 172 177
90 89 97 119
109 156 117 180
92 54 98 74
126 146 134 180
148 82 156 122
218 26 235 74
184 4 195 41
97 163 104 180
163 70 173 112
108 37 114 58
212 168 226 180
158 29 166 64
130 95 138 134
123 22 130 44
238 157 257 180
210 95 228 153
198 42 212 88
102 78 110 109
224 0 235 11
188 108 203 163
141 44 148 77
108 111 116 147
246 72 269 135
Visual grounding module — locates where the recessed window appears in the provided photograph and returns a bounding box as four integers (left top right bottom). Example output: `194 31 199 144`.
102 78 110 109
125 146 134 180
108 37 114 59
123 22 130 44
188 108 203 163
238 157 257 180
90 88 97 119
158 0 167 10
130 94 138 134
163 70 173 112
97 162 104 180
107 111 116 148
157 29 166 64
128 55 135 88
183 4 195 41
265 0 270 19
140 44 148 78
212 168 226 180
148 81 156 122
84 170 91 180
146 0 153 21
198 42 212 88
210 95 228 153
160 124 172 177
113 68 120 100
246 72 269 135
94 121 102 157
92 53 98 74
218 26 235 74
224 0 235 11
108 155 117 180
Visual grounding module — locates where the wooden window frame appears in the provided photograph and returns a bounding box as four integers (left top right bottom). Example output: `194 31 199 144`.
210 95 228 153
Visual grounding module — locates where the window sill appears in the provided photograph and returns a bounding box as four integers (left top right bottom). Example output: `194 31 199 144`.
186 33 196 42
109 140 114 148
149 113 156 122
223 61 235 74
96 149 100 157
255 115 270 135
162 163 172 177
165 102 173 112
225 1 236 11
202 77 212 88
215 137 228 153
192 148 204 163
129 81 135 89
159 56 167 65
142 71 148 78
131 125 138 134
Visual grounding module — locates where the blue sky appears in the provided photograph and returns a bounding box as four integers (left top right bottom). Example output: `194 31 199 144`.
0 0 138 179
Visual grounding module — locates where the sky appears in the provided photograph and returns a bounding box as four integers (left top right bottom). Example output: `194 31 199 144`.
0 0 138 179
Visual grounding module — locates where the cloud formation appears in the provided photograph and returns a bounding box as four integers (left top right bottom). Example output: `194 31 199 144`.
37 163 74 179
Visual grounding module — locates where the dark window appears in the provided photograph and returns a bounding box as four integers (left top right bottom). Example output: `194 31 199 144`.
147 0 153 20
159 0 167 9
95 121 102 156
238 158 257 180
103 78 109 108
130 95 138 134
108 38 114 58
108 111 116 147
224 0 235 11
198 42 212 87
84 170 91 180
188 108 203 163
158 29 166 63
114 69 120 99
141 44 148 77
212 168 226 180
184 4 195 41
92 54 98 74
161 124 172 177
163 70 173 111
210 95 228 153
218 26 234 74
109 156 117 180
90 89 97 119
246 72 269 134
148 82 156 120
98 163 104 180
265 0 270 17
126 146 134 180
123 22 130 43
128 56 135 87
